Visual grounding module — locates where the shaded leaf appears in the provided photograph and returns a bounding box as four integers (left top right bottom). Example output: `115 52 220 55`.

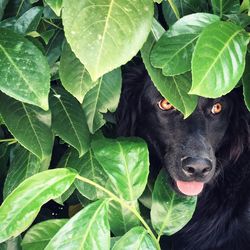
109 201 140 236
3 144 45 199
190 21 250 98
0 236 21 250
50 87 90 157
162 0 209 26
0 168 77 243
22 219 68 250
243 53 250 111
44 0 62 16
141 19 198 118
0 28 50 110
62 0 154 81
45 200 110 250
59 42 97 103
92 137 149 201
0 93 53 160
68 149 109 201
82 68 121 133
112 227 157 250
0 0 9 20
211 0 240 17
151 169 197 237
14 6 43 34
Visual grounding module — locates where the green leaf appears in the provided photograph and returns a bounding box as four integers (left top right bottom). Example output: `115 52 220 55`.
82 68 121 133
211 0 240 17
3 145 45 199
22 219 68 250
190 21 250 98
243 53 250 111
0 0 9 20
0 168 77 243
44 0 62 16
112 227 157 250
162 0 209 26
50 87 90 157
0 93 53 160
0 28 50 110
151 33 198 76
62 0 154 81
151 169 197 237
14 6 43 34
92 137 149 201
45 30 64 66
60 148 108 200
141 19 198 118
45 199 110 250
165 13 220 37
109 201 140 236
59 42 97 103
0 236 21 250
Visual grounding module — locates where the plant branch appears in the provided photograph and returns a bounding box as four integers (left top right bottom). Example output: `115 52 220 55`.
0 138 17 143
42 18 63 30
167 0 180 20
76 174 161 250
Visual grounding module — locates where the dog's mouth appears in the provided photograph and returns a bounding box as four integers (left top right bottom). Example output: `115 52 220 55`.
175 180 204 196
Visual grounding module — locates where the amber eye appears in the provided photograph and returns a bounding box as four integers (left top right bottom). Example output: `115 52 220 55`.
158 99 174 111
211 103 222 114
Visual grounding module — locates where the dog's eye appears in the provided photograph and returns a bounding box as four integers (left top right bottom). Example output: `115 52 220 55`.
211 103 222 114
158 99 174 111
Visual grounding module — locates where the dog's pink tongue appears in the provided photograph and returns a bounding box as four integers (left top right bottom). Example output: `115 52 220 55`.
176 181 204 196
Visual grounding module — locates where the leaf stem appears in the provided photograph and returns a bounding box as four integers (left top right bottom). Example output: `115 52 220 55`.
0 138 17 143
76 174 161 250
42 18 63 30
167 0 180 20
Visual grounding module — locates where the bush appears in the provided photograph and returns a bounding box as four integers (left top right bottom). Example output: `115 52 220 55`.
0 0 249 249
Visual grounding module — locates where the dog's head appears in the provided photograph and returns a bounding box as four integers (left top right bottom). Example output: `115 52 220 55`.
116 61 249 196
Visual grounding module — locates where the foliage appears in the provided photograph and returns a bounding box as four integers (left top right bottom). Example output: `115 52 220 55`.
0 0 249 249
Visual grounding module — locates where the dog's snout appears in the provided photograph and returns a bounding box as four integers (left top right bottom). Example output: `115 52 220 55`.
181 157 213 179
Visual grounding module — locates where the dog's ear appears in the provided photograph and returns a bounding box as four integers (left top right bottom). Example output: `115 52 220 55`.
115 58 147 136
219 89 250 163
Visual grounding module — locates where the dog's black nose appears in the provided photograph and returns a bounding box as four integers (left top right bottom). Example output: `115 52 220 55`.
181 157 213 179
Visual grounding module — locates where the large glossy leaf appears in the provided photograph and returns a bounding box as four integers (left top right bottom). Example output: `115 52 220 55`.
151 33 198 76
44 0 62 16
109 201 140 236
92 137 149 201
141 19 198 118
243 53 250 111
112 227 157 250
50 87 90 157
211 0 240 17
45 200 110 250
82 68 121 133
0 93 53 160
0 28 50 110
59 42 97 103
151 169 197 237
22 219 68 250
0 168 77 243
62 0 154 81
166 13 220 37
14 6 43 34
64 149 108 200
190 21 250 98
3 145 45 199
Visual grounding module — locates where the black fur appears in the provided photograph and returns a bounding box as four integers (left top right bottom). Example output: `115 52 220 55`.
116 60 250 250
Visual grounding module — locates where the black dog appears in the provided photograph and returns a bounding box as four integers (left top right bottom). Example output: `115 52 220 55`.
116 60 250 250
